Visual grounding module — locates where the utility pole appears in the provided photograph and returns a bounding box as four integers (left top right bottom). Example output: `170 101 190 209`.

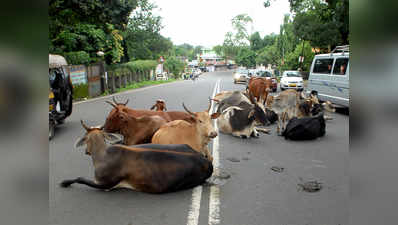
300 39 305 70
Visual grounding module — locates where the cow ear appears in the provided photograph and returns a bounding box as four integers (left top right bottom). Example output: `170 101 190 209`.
210 112 220 119
248 110 255 118
104 133 123 144
74 136 87 148
150 105 156 110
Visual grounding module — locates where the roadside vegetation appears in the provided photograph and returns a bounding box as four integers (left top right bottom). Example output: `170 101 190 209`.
213 0 349 73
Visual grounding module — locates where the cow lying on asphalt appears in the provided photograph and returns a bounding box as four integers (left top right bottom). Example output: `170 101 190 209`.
150 99 167 111
60 121 213 194
282 113 326 140
105 96 193 123
104 101 167 145
152 100 220 161
266 89 300 135
216 91 269 138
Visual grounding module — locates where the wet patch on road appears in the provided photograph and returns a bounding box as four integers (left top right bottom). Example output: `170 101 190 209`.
205 170 231 187
226 157 240 162
298 180 323 193
270 166 285 173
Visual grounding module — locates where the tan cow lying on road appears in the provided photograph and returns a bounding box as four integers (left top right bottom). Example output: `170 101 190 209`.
104 101 167 145
150 99 167 111
152 100 220 162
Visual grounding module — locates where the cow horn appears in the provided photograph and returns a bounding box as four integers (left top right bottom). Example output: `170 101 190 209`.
105 100 118 109
182 103 195 116
207 97 212 112
80 120 91 131
124 99 129 106
112 96 118 104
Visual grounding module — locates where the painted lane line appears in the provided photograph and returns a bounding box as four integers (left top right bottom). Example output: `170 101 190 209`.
209 79 221 225
186 78 220 225
186 186 203 225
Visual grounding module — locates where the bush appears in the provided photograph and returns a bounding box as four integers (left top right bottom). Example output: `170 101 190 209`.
64 51 91 65
107 60 157 76
164 57 185 76
73 84 89 100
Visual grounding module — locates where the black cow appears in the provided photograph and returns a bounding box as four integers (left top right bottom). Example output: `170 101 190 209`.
282 113 326 140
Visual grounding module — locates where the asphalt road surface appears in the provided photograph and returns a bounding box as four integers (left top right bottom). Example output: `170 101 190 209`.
50 71 348 225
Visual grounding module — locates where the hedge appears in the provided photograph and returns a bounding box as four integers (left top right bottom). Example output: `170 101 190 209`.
107 60 157 76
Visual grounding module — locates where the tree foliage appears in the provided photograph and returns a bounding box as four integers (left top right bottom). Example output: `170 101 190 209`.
49 0 139 64
235 47 256 68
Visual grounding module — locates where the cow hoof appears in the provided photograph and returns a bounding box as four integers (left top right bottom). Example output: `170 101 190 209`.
250 132 260 138
240 135 248 139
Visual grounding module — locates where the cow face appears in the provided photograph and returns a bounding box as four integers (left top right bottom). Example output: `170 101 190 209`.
322 101 336 112
182 101 220 139
104 98 130 133
251 104 269 126
75 120 123 155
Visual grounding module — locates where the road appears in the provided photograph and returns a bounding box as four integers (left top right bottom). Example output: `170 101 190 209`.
50 71 348 225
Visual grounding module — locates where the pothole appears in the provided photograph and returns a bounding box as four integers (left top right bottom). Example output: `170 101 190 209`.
298 180 322 193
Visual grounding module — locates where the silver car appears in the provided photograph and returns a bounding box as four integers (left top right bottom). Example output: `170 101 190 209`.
233 69 249 83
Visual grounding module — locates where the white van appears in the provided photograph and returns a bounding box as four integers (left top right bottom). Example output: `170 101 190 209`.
307 45 349 107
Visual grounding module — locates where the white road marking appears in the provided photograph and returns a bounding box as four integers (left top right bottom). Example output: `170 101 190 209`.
186 78 221 225
186 186 203 225
209 79 221 225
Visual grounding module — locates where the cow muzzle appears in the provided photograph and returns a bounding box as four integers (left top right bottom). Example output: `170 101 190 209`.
209 131 218 138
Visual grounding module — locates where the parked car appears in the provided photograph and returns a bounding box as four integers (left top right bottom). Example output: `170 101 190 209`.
233 68 249 83
49 54 73 140
307 45 349 108
280 70 304 91
156 72 168 81
256 70 278 92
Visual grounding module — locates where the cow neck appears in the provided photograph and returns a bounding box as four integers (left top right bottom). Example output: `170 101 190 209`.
88 134 108 168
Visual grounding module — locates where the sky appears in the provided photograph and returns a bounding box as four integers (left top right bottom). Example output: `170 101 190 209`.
154 0 291 48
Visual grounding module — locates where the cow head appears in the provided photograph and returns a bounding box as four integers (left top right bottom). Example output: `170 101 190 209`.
322 101 336 112
182 99 220 139
75 120 123 155
248 93 269 126
150 99 167 111
104 97 130 133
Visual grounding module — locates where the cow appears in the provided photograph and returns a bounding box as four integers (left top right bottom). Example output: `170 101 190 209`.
103 97 194 132
216 91 269 138
282 113 326 140
247 77 272 105
104 103 167 145
60 121 213 194
152 100 220 162
150 99 167 111
266 89 300 135
212 90 248 102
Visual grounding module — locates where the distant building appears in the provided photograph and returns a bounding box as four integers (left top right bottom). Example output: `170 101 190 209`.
199 48 224 66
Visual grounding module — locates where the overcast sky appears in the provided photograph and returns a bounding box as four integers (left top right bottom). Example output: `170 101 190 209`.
154 0 291 48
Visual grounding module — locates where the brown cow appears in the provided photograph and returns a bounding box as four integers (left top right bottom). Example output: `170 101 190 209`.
150 99 167 111
104 102 167 145
152 100 220 162
60 121 213 194
247 77 272 105
103 97 193 133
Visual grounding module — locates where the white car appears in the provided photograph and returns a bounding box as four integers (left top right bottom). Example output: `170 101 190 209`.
280 70 304 91
156 72 168 81
233 68 249 83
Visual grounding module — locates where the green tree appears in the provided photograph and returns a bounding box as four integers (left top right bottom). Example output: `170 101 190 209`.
231 14 253 46
236 47 256 68
49 0 138 64
249 32 265 52
281 41 315 71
